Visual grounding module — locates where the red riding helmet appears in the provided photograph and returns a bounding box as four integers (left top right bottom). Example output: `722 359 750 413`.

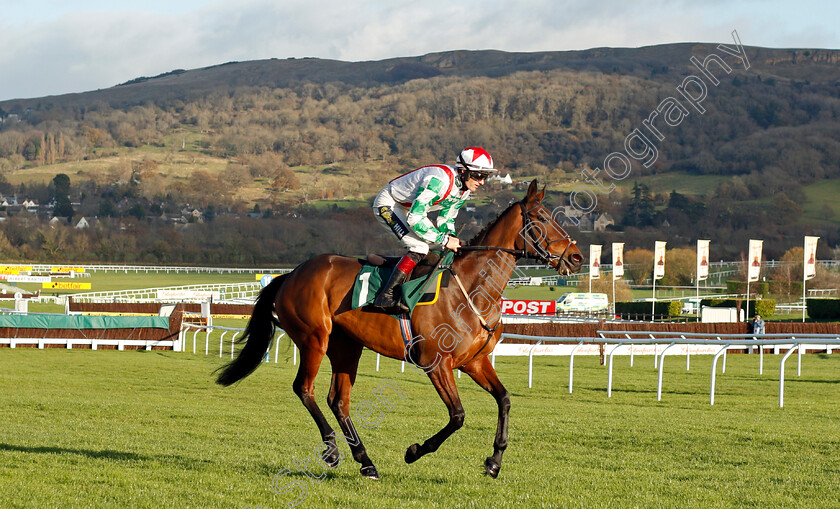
456 147 498 178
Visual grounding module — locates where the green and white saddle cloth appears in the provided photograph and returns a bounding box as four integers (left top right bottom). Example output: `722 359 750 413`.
351 251 454 316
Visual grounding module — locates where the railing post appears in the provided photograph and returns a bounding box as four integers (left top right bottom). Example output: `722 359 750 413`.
569 340 584 394
607 341 625 398
657 342 677 401
219 331 227 358
528 340 544 388
275 332 284 363
779 344 800 408
710 344 731 405
759 341 764 375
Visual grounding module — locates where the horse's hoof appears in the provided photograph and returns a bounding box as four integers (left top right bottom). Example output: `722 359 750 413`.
322 452 340 469
405 443 422 464
360 465 380 480
484 457 500 478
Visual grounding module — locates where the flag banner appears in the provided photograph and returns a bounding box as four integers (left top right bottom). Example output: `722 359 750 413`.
697 240 710 281
653 241 667 280
748 239 763 282
612 243 624 280
589 245 601 280
804 236 819 281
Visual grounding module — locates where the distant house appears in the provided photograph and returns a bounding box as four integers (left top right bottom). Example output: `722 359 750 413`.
49 217 62 228
488 173 513 185
22 199 38 213
593 213 615 232
75 217 90 229
577 215 594 232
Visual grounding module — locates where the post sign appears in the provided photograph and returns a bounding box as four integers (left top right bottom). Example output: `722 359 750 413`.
500 300 556 315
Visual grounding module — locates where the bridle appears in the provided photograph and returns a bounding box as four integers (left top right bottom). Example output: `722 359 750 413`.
516 201 576 268
459 200 576 268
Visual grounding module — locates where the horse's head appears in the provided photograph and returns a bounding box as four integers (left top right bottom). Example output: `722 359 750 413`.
517 180 584 275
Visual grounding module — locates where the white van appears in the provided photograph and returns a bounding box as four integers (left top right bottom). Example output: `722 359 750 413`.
681 297 702 314
556 292 609 313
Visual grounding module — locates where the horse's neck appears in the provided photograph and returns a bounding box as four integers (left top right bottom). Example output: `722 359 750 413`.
453 250 517 302
452 210 521 299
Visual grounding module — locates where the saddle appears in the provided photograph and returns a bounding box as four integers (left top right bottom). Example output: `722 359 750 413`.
364 252 443 281
352 251 453 314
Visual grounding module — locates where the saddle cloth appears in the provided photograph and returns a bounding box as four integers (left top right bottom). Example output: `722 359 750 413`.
351 251 454 315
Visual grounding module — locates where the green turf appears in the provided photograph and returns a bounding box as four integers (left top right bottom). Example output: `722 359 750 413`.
2 345 839 508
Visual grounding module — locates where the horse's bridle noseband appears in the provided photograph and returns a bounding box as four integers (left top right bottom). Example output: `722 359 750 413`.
516 201 576 268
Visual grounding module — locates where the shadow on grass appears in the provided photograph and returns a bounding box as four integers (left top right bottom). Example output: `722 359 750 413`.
0 442 148 461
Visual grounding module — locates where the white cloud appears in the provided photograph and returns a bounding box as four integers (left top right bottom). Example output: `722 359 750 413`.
0 0 837 101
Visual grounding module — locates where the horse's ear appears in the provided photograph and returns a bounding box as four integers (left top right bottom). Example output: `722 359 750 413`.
526 179 544 203
526 179 539 201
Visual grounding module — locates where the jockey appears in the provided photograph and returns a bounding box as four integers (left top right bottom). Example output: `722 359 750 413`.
371 147 498 313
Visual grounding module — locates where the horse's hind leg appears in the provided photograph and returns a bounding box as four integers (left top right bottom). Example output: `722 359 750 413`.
404 358 465 464
291 332 341 468
325 336 379 479
460 355 510 478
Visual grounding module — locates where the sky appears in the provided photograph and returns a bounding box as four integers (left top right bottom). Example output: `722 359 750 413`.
0 0 837 101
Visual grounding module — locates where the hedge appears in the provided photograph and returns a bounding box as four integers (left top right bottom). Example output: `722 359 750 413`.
616 301 682 316
806 299 840 320
700 298 776 318
725 280 802 297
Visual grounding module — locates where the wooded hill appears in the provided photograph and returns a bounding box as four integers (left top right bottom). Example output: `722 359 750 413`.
0 44 838 265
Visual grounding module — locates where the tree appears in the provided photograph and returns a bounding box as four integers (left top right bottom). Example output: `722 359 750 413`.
623 182 656 227
625 248 654 285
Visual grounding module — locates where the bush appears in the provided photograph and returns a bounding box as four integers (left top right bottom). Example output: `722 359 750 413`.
615 301 681 316
726 280 802 297
700 298 776 318
806 299 840 319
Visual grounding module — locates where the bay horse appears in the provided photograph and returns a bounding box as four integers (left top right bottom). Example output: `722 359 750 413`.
217 179 583 479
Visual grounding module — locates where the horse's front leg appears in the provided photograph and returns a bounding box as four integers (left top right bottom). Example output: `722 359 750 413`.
405 358 465 464
460 355 510 478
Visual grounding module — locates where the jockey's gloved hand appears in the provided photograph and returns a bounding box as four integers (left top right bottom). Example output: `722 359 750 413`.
445 236 461 251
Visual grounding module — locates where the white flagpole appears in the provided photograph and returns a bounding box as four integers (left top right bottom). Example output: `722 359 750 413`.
651 276 656 320
802 266 807 322
746 279 750 321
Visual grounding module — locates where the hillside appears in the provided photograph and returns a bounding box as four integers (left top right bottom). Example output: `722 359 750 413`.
0 44 839 265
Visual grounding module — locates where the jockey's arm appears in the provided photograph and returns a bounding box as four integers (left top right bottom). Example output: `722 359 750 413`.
405 174 450 245
435 198 463 237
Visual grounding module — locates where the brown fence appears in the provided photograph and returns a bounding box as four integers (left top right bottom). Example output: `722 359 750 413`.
68 299 253 318
0 304 184 350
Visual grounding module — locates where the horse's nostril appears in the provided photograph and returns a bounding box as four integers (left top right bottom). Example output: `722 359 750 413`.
571 254 583 264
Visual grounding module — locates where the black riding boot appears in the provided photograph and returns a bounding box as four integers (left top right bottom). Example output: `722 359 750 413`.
373 268 410 313
373 252 422 313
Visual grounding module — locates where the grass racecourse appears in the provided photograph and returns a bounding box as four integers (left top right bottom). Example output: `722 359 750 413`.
2 339 840 508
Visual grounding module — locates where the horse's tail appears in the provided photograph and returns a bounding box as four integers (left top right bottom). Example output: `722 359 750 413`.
216 273 289 386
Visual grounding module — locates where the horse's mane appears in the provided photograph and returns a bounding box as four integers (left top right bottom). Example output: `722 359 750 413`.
461 200 520 251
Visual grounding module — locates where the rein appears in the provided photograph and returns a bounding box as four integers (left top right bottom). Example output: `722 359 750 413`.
447 199 575 334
